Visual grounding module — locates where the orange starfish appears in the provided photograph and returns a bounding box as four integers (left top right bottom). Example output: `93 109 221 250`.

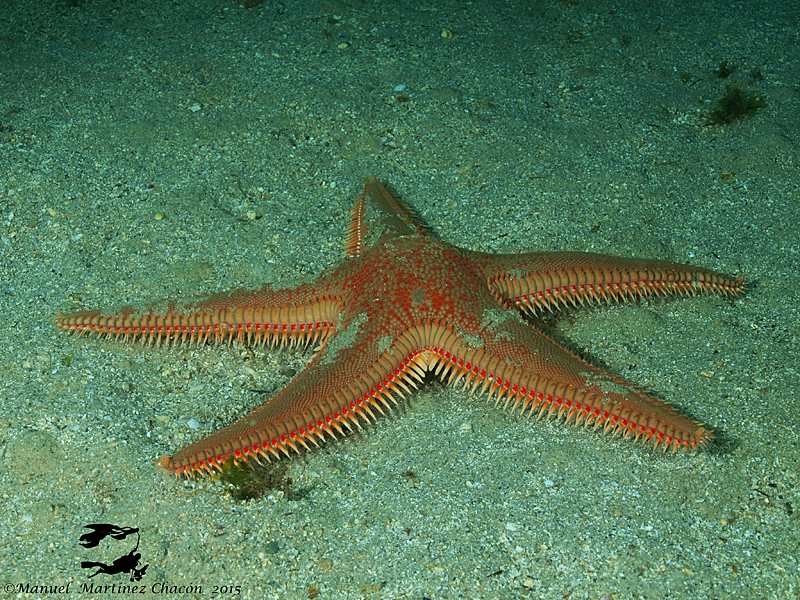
57 178 745 477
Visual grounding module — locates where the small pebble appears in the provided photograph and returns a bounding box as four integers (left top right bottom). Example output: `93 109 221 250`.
394 84 406 92
264 540 280 554
186 418 201 430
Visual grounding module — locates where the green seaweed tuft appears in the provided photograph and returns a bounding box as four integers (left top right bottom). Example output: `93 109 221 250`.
707 84 764 125
210 457 299 503
211 457 258 501
714 61 735 79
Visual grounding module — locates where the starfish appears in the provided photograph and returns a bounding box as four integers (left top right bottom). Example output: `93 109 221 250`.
57 178 745 477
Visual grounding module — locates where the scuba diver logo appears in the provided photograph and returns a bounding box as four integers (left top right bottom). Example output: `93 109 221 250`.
78 524 149 581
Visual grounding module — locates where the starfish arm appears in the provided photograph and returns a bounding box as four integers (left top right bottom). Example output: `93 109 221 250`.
465 250 745 313
161 319 430 476
56 277 343 349
344 177 427 257
431 317 710 452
